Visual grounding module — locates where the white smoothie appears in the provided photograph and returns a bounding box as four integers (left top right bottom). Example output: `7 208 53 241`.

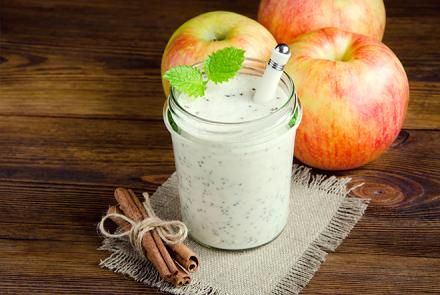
179 75 287 123
165 73 298 250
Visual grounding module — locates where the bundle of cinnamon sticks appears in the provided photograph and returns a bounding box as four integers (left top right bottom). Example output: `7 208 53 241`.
104 187 199 287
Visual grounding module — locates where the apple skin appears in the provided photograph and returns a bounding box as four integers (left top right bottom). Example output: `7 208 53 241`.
285 28 409 170
161 11 277 96
258 0 386 43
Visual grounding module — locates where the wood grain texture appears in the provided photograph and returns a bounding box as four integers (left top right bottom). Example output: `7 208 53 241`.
0 0 439 294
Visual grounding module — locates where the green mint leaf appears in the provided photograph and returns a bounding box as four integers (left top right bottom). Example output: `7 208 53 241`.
289 106 300 128
203 47 245 83
163 65 207 97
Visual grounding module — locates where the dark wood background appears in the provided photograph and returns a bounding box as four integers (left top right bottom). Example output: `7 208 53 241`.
1 0 439 294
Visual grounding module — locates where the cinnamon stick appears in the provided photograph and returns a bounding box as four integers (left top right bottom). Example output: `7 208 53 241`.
126 189 192 285
107 206 191 286
113 188 177 283
174 265 191 287
126 189 178 275
106 206 173 282
107 206 129 228
140 190 200 273
110 188 193 286
168 243 199 273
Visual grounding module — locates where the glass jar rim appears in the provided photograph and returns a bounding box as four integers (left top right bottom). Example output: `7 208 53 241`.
168 57 298 127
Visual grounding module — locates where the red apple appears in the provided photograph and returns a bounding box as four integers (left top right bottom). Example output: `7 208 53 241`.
285 28 409 170
258 0 386 43
161 11 277 96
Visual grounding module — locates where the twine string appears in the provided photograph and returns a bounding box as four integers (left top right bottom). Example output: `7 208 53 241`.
98 192 188 256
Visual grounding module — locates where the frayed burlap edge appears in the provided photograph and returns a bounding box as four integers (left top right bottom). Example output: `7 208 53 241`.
98 165 368 295
272 165 369 294
98 237 219 295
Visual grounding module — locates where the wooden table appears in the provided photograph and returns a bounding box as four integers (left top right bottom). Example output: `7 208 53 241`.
1 0 439 294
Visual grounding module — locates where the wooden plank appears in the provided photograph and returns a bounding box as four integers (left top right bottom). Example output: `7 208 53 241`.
302 253 440 294
1 72 439 128
0 241 164 295
2 34 440 127
1 191 439 259
405 81 440 129
0 116 438 183
0 116 174 184
0 239 438 294
337 216 440 258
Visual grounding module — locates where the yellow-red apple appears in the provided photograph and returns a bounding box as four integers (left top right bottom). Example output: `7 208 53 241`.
258 0 386 43
286 28 409 170
161 11 276 96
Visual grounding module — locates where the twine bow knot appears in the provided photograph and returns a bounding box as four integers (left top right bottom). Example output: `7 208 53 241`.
98 192 188 255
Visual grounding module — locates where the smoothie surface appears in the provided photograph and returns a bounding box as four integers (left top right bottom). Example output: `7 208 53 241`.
177 74 288 123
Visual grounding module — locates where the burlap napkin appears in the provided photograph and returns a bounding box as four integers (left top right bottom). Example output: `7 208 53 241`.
99 165 368 294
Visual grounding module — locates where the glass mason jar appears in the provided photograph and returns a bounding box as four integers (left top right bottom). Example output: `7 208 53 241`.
163 58 302 250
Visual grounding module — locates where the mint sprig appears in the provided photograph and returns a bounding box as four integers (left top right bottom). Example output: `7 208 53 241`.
163 65 207 97
204 47 245 83
163 47 245 97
